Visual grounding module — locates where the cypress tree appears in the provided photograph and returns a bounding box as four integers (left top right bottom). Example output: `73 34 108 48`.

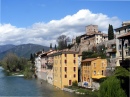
50 43 52 49
108 24 114 40
55 44 57 50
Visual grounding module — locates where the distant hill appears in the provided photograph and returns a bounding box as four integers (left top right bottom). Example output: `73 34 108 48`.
0 43 50 60
0 44 15 53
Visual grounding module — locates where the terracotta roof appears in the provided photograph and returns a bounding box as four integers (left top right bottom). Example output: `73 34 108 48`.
82 58 97 62
117 32 130 39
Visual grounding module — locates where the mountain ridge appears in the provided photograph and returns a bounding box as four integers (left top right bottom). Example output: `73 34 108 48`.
0 43 50 60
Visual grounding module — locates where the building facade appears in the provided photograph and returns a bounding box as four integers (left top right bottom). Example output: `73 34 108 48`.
115 21 130 66
53 51 79 89
81 58 107 87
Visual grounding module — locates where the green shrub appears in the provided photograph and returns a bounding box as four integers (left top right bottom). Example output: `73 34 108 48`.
72 80 78 86
99 76 127 97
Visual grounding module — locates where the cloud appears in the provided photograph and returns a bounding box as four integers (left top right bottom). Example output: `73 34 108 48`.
0 9 121 47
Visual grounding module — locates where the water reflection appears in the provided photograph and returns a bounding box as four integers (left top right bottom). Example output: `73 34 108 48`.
0 67 86 97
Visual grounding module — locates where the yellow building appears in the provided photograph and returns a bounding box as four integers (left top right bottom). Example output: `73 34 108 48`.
81 57 107 86
53 51 78 89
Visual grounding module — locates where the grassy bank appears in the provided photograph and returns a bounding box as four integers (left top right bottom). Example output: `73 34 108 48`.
65 86 98 97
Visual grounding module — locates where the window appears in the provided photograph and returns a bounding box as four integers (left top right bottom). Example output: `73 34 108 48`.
102 63 104 67
120 51 122 56
125 44 127 49
119 45 121 50
65 59 67 64
73 60 76 64
126 51 128 56
84 77 86 81
102 70 104 75
65 74 67 78
125 28 126 32
60 67 61 72
73 54 75 57
65 54 67 57
119 30 120 34
65 67 67 72
94 63 96 67
94 71 96 75
74 74 76 78
74 67 76 72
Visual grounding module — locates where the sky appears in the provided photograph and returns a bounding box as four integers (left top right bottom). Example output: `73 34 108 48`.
0 0 130 47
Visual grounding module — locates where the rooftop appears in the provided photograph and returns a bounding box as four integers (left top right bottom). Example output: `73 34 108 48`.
81 58 98 62
117 32 130 39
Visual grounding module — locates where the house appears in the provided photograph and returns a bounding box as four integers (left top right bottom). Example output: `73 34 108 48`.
52 50 79 89
71 25 108 53
81 57 107 89
115 21 130 67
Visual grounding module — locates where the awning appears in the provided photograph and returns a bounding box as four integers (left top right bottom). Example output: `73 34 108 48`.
92 75 106 79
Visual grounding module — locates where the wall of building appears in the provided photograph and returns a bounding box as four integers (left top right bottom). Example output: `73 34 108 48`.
115 25 130 66
53 53 78 89
81 58 107 86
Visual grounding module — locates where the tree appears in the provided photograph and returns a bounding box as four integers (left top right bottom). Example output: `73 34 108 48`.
76 36 81 45
2 53 19 72
67 44 74 49
82 51 94 60
57 35 70 50
50 43 52 49
108 24 114 40
114 66 130 97
99 76 127 97
30 53 33 61
55 44 57 50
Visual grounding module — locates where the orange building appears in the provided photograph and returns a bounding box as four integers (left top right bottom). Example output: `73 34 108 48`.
81 57 107 87
52 50 79 89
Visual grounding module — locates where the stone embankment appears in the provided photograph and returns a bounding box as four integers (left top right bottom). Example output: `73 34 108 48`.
63 88 75 93
63 88 85 95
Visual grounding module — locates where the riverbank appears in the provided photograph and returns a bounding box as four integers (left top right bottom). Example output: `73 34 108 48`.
63 86 98 97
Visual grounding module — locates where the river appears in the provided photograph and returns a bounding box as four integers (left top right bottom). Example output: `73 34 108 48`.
0 67 90 97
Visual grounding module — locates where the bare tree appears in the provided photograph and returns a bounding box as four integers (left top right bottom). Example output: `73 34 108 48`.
57 35 70 50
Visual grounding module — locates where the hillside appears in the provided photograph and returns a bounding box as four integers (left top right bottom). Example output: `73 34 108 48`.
0 43 49 60
0 44 15 53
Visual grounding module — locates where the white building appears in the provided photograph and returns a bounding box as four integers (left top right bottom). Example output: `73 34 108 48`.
115 21 130 66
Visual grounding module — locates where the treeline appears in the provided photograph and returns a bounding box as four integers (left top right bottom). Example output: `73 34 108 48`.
99 66 130 97
0 52 35 79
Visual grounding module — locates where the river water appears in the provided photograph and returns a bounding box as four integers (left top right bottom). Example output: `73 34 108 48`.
0 67 90 97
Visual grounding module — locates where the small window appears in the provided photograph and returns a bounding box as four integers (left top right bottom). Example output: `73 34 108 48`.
65 67 67 72
125 28 126 32
125 44 127 48
126 51 128 56
120 51 122 56
65 54 67 57
119 30 120 34
102 70 104 75
73 60 76 64
119 45 121 50
65 59 67 63
60 67 61 72
74 67 76 72
73 54 75 57
74 74 76 78
65 74 67 78
102 63 104 67
94 71 96 75
94 63 96 67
